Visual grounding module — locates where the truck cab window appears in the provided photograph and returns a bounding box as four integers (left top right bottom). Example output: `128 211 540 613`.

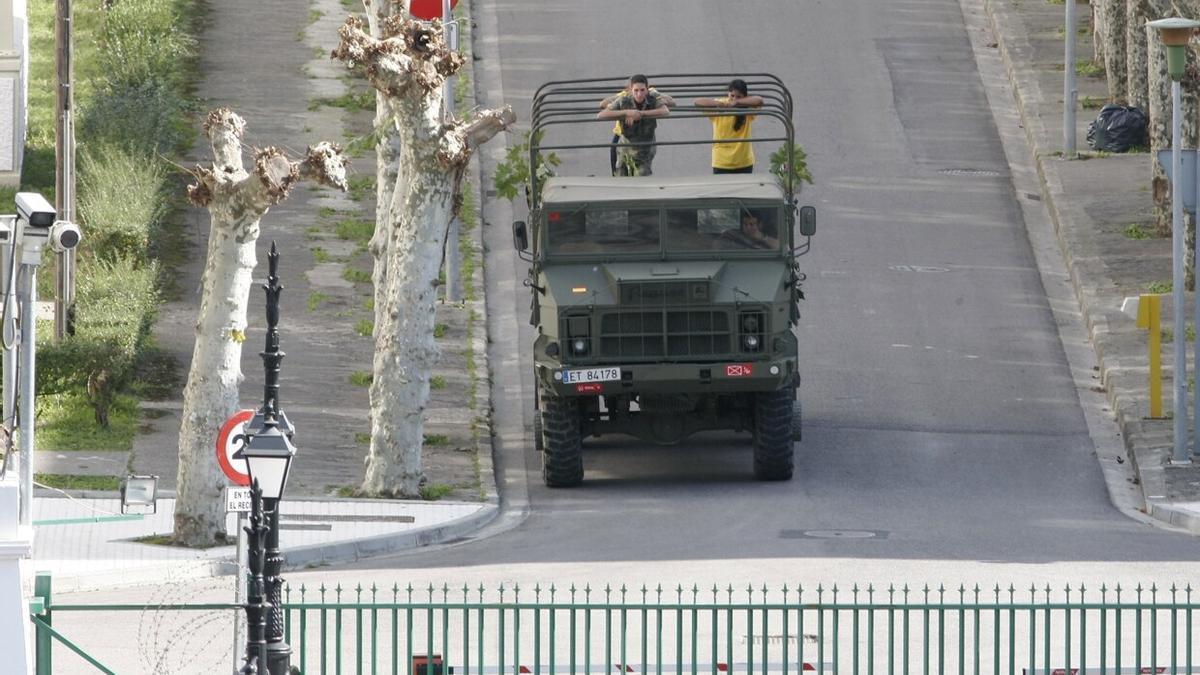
547 209 661 255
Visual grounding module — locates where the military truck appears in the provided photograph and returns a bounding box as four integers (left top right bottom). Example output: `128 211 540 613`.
511 74 816 487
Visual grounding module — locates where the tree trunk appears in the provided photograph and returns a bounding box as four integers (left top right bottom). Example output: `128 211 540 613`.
334 15 514 497
364 0 406 334
1127 0 1155 112
173 110 347 545
1099 0 1129 101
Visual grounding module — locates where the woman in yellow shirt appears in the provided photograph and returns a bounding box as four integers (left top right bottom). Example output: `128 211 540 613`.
694 79 764 174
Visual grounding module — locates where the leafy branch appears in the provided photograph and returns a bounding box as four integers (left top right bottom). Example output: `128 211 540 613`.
492 130 561 203
769 142 813 192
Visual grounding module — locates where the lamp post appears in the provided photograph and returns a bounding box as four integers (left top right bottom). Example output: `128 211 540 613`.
239 481 269 675
1149 17 1200 465
235 242 297 674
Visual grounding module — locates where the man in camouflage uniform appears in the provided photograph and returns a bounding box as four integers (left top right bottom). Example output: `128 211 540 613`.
598 74 671 176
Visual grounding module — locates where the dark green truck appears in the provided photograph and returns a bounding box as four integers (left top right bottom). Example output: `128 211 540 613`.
511 74 815 486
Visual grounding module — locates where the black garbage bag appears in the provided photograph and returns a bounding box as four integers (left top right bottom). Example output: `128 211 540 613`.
1086 104 1148 153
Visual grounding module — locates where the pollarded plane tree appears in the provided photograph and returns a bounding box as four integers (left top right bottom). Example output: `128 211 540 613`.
332 11 513 497
173 108 349 545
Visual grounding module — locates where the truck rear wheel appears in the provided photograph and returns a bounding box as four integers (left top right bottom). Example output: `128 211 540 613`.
791 397 802 442
753 388 794 481
541 395 584 487
533 410 544 453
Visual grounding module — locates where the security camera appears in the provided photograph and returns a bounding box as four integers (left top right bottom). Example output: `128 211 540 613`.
14 192 55 228
49 221 82 253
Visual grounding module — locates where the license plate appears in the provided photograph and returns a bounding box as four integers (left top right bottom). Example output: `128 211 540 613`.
562 367 621 384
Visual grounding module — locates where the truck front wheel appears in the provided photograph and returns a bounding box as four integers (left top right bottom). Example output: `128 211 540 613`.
541 395 584 487
753 388 795 481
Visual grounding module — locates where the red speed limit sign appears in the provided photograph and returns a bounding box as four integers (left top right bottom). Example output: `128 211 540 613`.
216 409 255 486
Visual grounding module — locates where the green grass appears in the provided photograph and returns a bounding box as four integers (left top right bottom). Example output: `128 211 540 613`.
343 267 372 284
1123 224 1153 240
317 206 338 218
312 247 331 263
354 432 371 445
35 392 137 452
347 175 376 203
434 323 448 338
336 216 375 245
354 319 373 336
430 376 446 390
309 89 374 112
1075 59 1104 78
1162 324 1197 344
1081 96 1105 110
419 483 454 501
423 434 450 446
307 292 330 311
1148 280 1172 294
349 371 373 387
34 473 122 491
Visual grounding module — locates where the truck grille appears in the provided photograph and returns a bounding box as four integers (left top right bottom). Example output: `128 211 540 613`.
597 310 732 360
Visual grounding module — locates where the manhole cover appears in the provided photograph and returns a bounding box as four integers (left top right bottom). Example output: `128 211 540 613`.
939 168 1001 177
780 529 885 539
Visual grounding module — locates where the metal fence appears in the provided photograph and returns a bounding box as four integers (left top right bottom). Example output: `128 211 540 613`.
28 574 1200 674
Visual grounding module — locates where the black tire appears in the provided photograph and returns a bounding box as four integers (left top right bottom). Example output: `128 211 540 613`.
791 396 802 442
541 395 584 487
533 410 544 453
753 388 794 481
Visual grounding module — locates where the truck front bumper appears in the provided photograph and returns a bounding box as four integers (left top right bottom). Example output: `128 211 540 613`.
536 357 798 398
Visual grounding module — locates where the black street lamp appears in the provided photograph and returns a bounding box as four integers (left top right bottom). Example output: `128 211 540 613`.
239 482 270 675
235 242 297 675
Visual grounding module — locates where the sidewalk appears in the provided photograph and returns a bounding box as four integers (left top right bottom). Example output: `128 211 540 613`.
23 0 502 592
974 0 1200 530
28 494 495 593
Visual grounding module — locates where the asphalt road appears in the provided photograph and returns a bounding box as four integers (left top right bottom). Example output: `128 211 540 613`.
349 0 1200 574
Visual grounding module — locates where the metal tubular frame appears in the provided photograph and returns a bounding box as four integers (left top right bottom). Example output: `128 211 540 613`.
529 73 797 201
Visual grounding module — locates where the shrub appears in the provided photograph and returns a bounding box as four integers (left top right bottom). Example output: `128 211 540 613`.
77 145 169 261
79 78 190 155
38 257 158 426
99 0 196 88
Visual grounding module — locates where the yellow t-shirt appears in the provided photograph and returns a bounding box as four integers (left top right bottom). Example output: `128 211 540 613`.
708 97 756 169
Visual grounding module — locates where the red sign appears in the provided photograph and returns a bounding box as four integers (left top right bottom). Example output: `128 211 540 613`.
725 364 753 377
409 0 458 20
576 383 603 394
216 409 255 485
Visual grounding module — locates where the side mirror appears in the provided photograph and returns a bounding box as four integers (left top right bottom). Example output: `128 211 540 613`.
797 206 816 237
513 220 529 252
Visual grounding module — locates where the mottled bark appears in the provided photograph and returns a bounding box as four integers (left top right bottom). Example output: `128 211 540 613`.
333 12 514 497
1127 0 1155 112
1098 0 1130 101
1146 2 1173 238
174 110 348 546
363 0 406 336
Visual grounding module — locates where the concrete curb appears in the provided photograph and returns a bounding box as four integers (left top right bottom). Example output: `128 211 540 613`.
274 501 500 570
976 0 1191 531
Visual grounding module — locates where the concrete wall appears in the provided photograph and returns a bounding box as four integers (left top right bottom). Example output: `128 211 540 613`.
0 0 28 187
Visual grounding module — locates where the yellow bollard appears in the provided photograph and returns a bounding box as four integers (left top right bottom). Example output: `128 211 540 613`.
1136 294 1164 418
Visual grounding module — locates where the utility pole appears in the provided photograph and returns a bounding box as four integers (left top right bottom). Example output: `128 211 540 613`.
53 0 75 340
1063 0 1077 158
442 0 463 303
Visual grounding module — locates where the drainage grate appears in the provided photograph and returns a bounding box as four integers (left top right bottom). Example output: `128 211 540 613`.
939 168 1001 177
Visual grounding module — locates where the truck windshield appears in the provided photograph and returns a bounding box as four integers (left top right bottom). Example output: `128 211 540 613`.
666 207 781 252
546 208 660 255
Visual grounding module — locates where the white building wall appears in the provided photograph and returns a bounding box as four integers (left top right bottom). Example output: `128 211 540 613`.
0 0 28 186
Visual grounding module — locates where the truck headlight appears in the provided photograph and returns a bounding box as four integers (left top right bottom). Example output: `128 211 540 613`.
744 335 760 351
572 338 588 355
